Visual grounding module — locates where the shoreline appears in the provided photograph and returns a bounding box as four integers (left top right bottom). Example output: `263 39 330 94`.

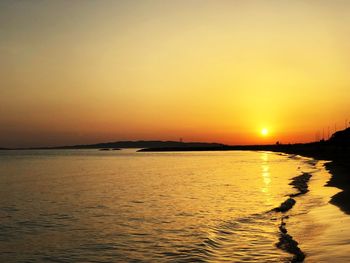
138 146 349 261
138 144 350 215
272 172 313 262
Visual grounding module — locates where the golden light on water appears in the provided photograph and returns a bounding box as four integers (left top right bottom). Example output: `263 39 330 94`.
261 164 271 193
260 152 272 207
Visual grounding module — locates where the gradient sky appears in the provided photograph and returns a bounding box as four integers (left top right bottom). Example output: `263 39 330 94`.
1 0 349 147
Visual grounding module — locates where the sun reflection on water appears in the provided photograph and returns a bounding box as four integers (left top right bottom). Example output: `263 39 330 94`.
260 153 272 207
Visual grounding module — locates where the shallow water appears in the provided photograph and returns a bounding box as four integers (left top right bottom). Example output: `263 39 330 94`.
0 150 347 262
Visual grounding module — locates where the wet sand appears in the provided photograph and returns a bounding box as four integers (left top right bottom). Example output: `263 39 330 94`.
286 161 350 262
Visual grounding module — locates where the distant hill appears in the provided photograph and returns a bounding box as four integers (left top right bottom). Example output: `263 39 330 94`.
49 140 225 149
328 127 350 146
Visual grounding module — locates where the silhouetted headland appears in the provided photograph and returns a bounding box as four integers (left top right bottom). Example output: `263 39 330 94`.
55 141 224 150
2 141 224 150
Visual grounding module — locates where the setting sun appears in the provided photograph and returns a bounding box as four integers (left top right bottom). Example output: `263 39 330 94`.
261 128 269 136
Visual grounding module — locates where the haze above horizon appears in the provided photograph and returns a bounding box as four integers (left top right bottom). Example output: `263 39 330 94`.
1 0 349 148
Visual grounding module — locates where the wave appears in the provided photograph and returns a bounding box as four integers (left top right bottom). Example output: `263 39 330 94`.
272 168 315 262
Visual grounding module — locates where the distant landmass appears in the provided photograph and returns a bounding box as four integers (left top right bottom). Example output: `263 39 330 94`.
39 140 225 150
1 128 349 152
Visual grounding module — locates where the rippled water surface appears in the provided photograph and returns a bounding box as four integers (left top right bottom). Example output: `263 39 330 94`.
0 150 347 262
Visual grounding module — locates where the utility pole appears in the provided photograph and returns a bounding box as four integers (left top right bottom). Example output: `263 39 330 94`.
323 128 325 140
328 126 330 139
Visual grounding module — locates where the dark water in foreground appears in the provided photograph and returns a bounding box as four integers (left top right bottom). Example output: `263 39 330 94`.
0 150 349 262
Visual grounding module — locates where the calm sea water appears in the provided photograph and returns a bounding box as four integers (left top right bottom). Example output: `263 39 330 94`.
0 149 349 262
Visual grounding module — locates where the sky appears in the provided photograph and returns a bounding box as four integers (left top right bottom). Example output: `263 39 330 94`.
1 0 349 148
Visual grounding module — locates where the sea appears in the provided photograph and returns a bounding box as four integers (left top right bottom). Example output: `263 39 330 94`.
1 149 350 262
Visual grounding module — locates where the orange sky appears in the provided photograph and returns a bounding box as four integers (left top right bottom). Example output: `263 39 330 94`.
1 1 349 147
